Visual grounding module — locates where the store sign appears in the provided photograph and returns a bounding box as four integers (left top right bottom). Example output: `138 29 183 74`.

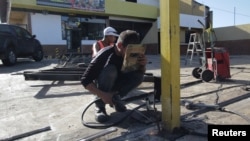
37 0 105 12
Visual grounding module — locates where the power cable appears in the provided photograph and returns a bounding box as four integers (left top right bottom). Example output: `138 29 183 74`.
81 92 156 129
210 6 250 18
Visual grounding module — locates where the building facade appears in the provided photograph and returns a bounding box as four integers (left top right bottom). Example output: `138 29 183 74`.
214 24 250 55
1 0 208 57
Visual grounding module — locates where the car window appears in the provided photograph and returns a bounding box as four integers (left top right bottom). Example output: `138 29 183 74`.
12 26 32 38
12 26 22 38
0 25 11 33
20 28 32 38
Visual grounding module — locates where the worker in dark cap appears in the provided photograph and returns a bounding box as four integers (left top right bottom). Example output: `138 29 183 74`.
81 30 147 123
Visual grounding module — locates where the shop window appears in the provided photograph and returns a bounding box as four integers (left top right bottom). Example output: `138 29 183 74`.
61 16 105 40
110 20 152 42
78 22 105 40
126 0 137 3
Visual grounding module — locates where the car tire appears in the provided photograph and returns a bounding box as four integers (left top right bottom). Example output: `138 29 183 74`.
2 47 17 66
32 49 44 62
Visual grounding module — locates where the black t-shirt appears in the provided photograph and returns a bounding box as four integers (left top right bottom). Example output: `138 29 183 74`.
81 45 123 87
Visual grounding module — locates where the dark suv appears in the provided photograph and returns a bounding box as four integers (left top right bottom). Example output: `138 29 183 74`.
0 24 44 66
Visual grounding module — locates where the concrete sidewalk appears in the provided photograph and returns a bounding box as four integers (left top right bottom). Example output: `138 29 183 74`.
0 55 250 141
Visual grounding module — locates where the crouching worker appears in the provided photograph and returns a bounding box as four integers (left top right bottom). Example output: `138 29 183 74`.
81 30 147 123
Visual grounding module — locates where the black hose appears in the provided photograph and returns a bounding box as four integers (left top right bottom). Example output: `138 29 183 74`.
218 107 250 123
81 92 154 129
1 126 51 141
188 131 207 137
181 84 246 99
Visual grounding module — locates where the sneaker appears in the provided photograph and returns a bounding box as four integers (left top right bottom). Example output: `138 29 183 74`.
112 95 127 112
95 107 109 123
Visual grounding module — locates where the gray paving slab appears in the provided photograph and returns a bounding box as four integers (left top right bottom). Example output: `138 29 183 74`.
0 55 250 141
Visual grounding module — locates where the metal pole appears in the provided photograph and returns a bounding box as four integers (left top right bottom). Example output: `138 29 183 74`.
234 7 236 25
160 0 180 132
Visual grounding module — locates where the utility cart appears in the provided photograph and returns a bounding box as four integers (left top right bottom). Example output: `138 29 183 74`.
192 47 231 82
191 20 231 82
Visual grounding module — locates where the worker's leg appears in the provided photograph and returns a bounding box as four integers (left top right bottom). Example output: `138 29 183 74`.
109 70 144 112
113 70 144 97
95 65 118 122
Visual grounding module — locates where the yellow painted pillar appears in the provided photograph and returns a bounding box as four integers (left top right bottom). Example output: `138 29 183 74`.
160 0 180 132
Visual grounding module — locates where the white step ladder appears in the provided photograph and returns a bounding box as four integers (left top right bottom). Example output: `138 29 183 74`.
185 33 203 65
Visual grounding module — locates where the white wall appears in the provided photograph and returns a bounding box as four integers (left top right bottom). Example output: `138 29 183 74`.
142 21 158 44
31 13 64 45
215 24 250 41
30 13 95 45
180 14 205 29
157 14 205 29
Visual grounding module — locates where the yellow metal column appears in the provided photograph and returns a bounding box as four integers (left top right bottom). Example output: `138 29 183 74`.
160 0 180 132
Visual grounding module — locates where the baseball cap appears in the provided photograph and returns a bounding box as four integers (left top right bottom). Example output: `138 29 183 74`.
103 27 119 37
